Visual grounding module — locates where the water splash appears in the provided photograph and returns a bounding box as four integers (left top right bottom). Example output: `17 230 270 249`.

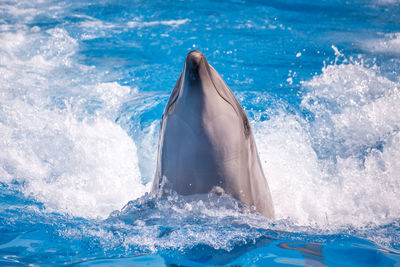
253 51 400 228
0 16 145 218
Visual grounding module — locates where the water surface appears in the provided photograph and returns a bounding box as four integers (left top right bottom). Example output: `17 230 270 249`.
1 0 400 265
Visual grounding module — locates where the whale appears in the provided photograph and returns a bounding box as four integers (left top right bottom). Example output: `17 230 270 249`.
151 50 274 219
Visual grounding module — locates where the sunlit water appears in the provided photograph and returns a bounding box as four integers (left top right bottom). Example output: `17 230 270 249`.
1 0 400 265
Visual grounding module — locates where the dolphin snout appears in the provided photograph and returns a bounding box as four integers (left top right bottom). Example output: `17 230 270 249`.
185 50 204 71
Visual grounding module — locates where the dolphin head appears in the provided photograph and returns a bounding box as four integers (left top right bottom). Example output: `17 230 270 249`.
164 50 250 137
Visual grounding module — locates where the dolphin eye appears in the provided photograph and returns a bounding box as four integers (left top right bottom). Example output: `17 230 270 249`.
169 103 175 114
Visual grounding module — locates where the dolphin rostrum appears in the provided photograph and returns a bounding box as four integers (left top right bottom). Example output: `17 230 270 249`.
152 50 274 219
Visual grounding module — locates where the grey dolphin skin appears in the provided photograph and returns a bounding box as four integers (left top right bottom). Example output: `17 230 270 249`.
151 50 275 219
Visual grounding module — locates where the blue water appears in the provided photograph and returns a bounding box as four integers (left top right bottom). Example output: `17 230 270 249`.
1 0 400 265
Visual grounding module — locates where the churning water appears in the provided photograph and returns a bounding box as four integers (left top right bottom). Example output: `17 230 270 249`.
1 0 400 265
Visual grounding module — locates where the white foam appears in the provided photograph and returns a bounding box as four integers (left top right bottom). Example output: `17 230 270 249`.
78 18 119 40
375 0 400 4
1 104 145 218
363 33 400 55
254 56 400 228
0 0 68 26
254 113 324 226
0 19 145 218
127 19 190 28
80 19 116 30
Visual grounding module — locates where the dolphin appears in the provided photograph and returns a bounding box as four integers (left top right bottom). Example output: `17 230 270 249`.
151 50 274 219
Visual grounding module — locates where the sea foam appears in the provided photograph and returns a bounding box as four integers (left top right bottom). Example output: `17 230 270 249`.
0 21 146 218
255 55 400 228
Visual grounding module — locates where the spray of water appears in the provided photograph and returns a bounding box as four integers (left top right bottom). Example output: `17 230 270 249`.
1 2 399 233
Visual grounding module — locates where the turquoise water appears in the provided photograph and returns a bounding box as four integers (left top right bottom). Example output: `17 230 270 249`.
1 0 400 265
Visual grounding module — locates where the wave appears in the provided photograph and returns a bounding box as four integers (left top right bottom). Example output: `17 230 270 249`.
0 22 146 218
255 51 400 228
